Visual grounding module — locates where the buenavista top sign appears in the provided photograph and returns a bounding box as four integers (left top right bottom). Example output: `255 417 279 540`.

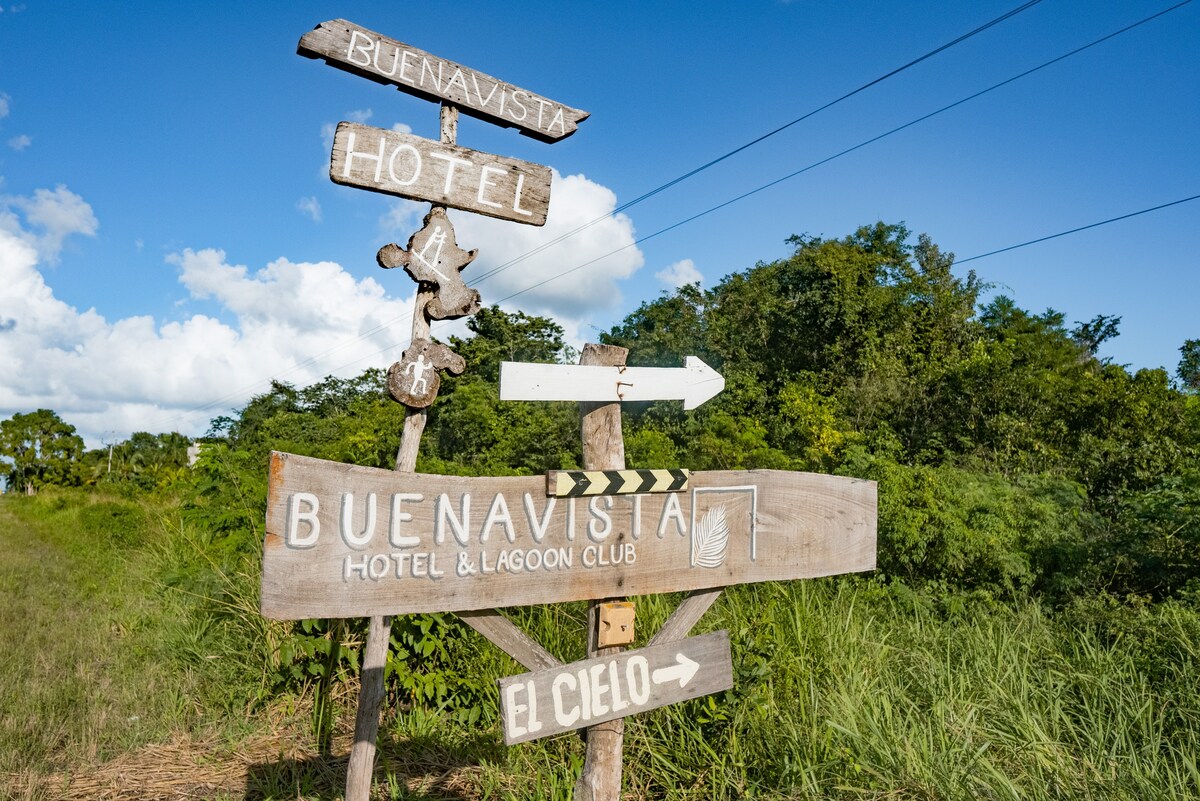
299 19 589 143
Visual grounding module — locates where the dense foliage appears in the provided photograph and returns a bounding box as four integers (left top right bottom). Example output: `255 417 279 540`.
4 222 1199 799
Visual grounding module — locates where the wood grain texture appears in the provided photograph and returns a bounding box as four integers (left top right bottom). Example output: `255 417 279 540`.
377 206 481 320
330 122 551 225
498 631 734 745
458 609 561 671
576 343 627 801
298 19 588 142
647 587 724 647
259 452 878 619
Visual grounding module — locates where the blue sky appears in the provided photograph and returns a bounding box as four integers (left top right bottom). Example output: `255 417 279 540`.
1 1 1197 445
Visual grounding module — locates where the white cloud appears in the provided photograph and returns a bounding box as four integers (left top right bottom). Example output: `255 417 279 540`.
0 186 417 446
0 94 9 118
430 171 643 341
378 199 424 238
296 195 322 222
346 108 373 124
391 122 413 134
0 185 98 263
655 258 702 288
7 134 30 151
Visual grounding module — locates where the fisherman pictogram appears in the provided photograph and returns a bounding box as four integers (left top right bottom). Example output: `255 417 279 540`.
378 206 482 320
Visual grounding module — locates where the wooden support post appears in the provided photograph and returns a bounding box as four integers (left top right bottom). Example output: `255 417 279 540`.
345 102 460 801
574 343 628 801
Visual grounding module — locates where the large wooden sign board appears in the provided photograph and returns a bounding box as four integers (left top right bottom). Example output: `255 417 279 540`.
299 19 589 142
498 631 733 745
331 122 552 225
261 451 877 620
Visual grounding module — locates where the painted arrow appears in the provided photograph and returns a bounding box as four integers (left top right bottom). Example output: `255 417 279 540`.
499 356 725 410
652 653 701 688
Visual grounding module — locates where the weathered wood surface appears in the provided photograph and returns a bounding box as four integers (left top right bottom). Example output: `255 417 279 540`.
345 610 390 801
459 609 561 671
547 468 689 497
378 206 480 320
575 343 627 801
298 19 589 142
647 587 723 647
387 340 465 408
330 122 552 225
498 631 734 745
500 356 725 409
259 452 878 619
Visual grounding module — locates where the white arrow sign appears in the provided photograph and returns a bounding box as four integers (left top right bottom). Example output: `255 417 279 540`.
499 356 725 410
652 653 700 688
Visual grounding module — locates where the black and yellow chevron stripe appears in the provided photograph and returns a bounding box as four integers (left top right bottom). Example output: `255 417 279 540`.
546 469 689 497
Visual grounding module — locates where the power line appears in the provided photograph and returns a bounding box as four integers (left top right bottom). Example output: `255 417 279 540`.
157 0 1192 431
150 1 1050 428
467 0 1048 285
955 193 1200 264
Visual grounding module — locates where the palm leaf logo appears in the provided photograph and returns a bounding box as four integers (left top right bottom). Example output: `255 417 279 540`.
691 505 729 568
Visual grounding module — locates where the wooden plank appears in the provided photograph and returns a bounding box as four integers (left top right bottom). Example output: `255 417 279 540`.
298 19 589 143
458 609 562 671
497 631 734 745
547 468 689 497
259 452 877 620
647 588 723 647
575 343 627 801
500 357 725 409
330 122 552 226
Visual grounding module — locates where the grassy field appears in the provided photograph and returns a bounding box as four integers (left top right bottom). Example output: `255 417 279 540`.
3 490 1199 800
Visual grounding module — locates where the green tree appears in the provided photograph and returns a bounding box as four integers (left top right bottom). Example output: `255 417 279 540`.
0 409 84 493
1179 339 1200 392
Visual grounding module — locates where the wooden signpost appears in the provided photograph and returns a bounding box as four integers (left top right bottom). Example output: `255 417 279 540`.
498 631 734 745
285 18 877 801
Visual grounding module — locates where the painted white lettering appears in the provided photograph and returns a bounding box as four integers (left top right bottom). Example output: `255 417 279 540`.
548 107 567 136
525 680 543 733
608 661 629 713
470 73 500 108
342 131 386 182
411 552 429 577
626 656 650 705
389 493 422 547
429 152 472 195
657 492 686 538
512 173 534 217
444 67 469 99
480 550 495 574
398 49 416 82
523 493 556 543
578 667 592 721
374 42 400 77
496 550 511 573
566 497 577 541
392 552 411 577
340 493 377 548
287 492 320 547
531 96 551 129
368 554 390 580
419 57 443 92
552 672 579 727
428 553 445 579
346 30 373 67
387 143 421 186
589 663 610 716
434 493 471 546
476 164 505 209
504 682 528 738
587 496 613 541
510 90 529 121
480 493 516 543
525 549 542 571
629 494 643 540
343 554 369 581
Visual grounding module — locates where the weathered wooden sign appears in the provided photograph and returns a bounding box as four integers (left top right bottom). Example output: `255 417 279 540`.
387 339 465 408
498 631 734 745
547 469 689 497
331 122 552 225
299 19 589 142
260 451 876 619
378 206 481 320
500 357 726 410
